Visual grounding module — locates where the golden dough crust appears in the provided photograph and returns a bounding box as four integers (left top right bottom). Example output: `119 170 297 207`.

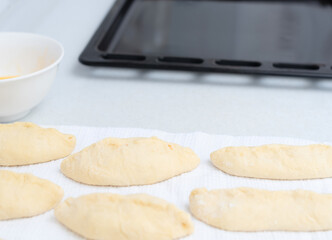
0 122 76 166
55 193 194 240
190 188 332 231
211 144 332 180
61 137 200 186
0 170 63 220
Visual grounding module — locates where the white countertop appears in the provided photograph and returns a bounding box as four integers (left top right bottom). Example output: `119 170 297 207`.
1 0 332 141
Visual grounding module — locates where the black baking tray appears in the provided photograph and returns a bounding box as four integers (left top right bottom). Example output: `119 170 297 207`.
80 0 332 78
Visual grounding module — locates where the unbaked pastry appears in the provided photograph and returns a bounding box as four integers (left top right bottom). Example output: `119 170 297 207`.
55 193 194 240
0 122 76 166
61 137 200 186
190 187 332 231
211 144 332 180
0 170 63 220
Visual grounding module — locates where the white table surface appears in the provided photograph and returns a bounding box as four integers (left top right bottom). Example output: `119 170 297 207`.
1 0 332 141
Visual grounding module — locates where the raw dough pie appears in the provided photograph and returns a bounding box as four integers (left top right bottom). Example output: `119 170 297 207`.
211 144 332 180
55 193 194 240
61 137 200 186
190 187 332 231
0 170 63 220
0 122 76 166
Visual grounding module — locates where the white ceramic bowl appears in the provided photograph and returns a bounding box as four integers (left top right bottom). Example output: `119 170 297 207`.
0 32 64 122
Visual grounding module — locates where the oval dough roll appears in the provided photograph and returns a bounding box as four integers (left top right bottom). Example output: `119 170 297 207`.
61 137 200 186
211 144 332 180
190 187 332 231
0 122 76 166
0 170 63 220
55 193 194 240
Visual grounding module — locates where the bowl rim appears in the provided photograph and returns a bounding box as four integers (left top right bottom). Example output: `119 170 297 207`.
0 32 64 83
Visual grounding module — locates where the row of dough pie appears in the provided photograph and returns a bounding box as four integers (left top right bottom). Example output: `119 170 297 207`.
0 122 200 185
2 122 332 239
0 170 193 240
3 122 332 182
2 170 332 239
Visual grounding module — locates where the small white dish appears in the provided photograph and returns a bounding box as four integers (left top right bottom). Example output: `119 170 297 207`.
0 32 64 122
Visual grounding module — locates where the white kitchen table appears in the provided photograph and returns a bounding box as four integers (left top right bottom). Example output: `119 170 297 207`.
1 0 332 141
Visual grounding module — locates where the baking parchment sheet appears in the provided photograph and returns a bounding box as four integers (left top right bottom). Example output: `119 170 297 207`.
1 125 331 240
